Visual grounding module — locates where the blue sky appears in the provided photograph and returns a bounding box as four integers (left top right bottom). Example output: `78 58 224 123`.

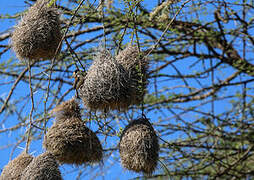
0 0 253 179
0 1 157 179
0 1 124 179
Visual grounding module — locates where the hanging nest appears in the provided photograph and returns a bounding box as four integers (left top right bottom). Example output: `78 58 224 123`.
0 152 33 180
21 152 62 180
11 0 62 62
79 49 131 111
43 98 103 164
119 118 159 174
116 46 149 105
43 117 103 164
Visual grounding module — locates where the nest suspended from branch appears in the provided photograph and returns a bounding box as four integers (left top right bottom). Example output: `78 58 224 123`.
116 46 149 105
79 49 131 111
11 0 62 62
0 152 33 180
119 118 159 174
43 99 103 164
21 152 62 180
43 117 103 164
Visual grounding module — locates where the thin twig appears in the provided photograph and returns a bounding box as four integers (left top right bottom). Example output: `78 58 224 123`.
25 61 35 153
0 66 32 114
145 0 191 57
99 0 107 49
64 38 85 71
43 0 88 137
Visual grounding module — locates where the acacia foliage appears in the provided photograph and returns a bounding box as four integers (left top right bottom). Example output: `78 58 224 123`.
0 0 254 179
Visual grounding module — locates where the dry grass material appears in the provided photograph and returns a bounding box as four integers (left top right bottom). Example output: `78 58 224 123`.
43 117 103 164
11 0 62 62
116 46 149 105
119 118 159 174
50 98 81 122
21 152 62 180
79 50 131 111
44 100 102 164
0 152 33 180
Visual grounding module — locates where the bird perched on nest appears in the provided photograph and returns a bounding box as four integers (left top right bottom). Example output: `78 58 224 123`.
72 69 87 98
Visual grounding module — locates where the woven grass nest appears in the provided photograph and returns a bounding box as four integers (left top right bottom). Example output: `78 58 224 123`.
0 152 33 180
11 0 62 62
116 46 149 105
43 98 103 164
21 152 62 180
119 118 159 174
79 49 131 111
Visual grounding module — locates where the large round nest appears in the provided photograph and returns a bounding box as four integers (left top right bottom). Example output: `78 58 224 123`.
119 118 159 174
43 117 103 164
0 152 33 180
116 46 149 105
79 49 131 111
21 152 62 180
11 0 62 62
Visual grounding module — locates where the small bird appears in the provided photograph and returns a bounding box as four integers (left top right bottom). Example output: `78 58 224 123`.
72 70 86 98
